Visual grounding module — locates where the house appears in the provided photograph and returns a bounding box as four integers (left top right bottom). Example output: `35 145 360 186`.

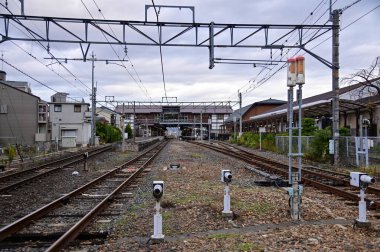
96 106 124 132
222 98 287 134
0 71 50 146
49 92 91 148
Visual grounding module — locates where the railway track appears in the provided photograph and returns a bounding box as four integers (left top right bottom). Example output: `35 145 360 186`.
191 141 380 210
0 145 112 194
0 140 168 251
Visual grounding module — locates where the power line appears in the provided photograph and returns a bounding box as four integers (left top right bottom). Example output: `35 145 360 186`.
9 41 90 96
0 2 93 95
151 0 168 103
80 0 152 101
1 57 75 97
236 0 338 100
230 0 328 98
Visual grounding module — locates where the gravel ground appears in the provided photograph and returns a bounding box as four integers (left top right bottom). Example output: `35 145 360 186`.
0 146 137 227
80 140 380 252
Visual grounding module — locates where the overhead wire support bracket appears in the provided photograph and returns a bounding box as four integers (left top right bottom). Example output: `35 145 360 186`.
302 47 338 70
0 13 334 69
145 5 195 23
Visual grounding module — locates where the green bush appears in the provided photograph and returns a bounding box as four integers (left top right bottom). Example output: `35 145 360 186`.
124 123 133 139
305 127 331 162
96 122 122 143
292 117 318 136
5 144 16 163
339 127 351 136
231 132 275 151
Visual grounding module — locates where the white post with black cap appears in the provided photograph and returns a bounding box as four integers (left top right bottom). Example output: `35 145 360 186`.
221 170 233 217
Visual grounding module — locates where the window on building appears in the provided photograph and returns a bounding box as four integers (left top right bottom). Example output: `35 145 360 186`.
217 114 224 120
0 104 8 114
74 105 81 113
54 105 62 112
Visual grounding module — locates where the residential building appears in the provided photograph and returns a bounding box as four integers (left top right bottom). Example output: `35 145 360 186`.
96 106 124 132
0 71 50 146
49 92 91 148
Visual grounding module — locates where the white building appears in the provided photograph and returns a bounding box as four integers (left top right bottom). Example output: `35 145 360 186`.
49 93 91 148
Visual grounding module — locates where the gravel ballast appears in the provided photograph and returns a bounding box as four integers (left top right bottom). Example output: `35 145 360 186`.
89 140 380 251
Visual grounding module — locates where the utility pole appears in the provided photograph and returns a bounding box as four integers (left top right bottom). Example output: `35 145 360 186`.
332 9 341 166
239 92 242 137
90 52 96 146
44 56 128 147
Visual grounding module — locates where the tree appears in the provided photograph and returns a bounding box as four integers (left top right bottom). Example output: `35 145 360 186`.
96 122 122 143
292 117 318 136
343 57 380 98
125 123 133 139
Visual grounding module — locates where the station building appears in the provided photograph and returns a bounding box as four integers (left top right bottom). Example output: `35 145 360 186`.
234 77 380 137
115 102 233 138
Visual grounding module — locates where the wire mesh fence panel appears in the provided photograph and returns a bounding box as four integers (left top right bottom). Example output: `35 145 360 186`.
276 136 380 178
275 136 313 155
339 136 380 177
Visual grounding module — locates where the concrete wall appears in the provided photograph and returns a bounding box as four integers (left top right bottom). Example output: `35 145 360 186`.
0 83 39 146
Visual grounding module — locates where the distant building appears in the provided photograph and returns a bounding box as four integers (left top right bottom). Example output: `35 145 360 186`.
0 71 51 147
249 78 380 136
114 102 233 138
96 106 124 132
49 92 91 148
222 98 287 134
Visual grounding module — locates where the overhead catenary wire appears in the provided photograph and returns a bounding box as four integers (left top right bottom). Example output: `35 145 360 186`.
225 0 331 102
9 41 90 97
0 2 93 96
80 0 152 102
232 0 354 103
91 0 152 102
151 0 168 103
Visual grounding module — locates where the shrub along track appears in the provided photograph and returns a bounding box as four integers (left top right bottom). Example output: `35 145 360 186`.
0 140 168 251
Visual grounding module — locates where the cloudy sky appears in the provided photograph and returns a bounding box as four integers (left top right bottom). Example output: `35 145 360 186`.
0 0 379 108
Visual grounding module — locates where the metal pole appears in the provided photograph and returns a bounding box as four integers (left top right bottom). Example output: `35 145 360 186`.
332 9 341 166
19 0 24 15
288 87 294 185
208 117 211 143
91 52 96 146
239 92 242 137
359 115 363 166
133 101 136 143
298 85 302 181
200 111 203 141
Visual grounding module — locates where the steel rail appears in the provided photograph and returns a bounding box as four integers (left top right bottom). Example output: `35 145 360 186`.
218 141 380 194
191 141 379 208
0 145 112 193
0 145 111 182
46 140 168 251
0 141 166 242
